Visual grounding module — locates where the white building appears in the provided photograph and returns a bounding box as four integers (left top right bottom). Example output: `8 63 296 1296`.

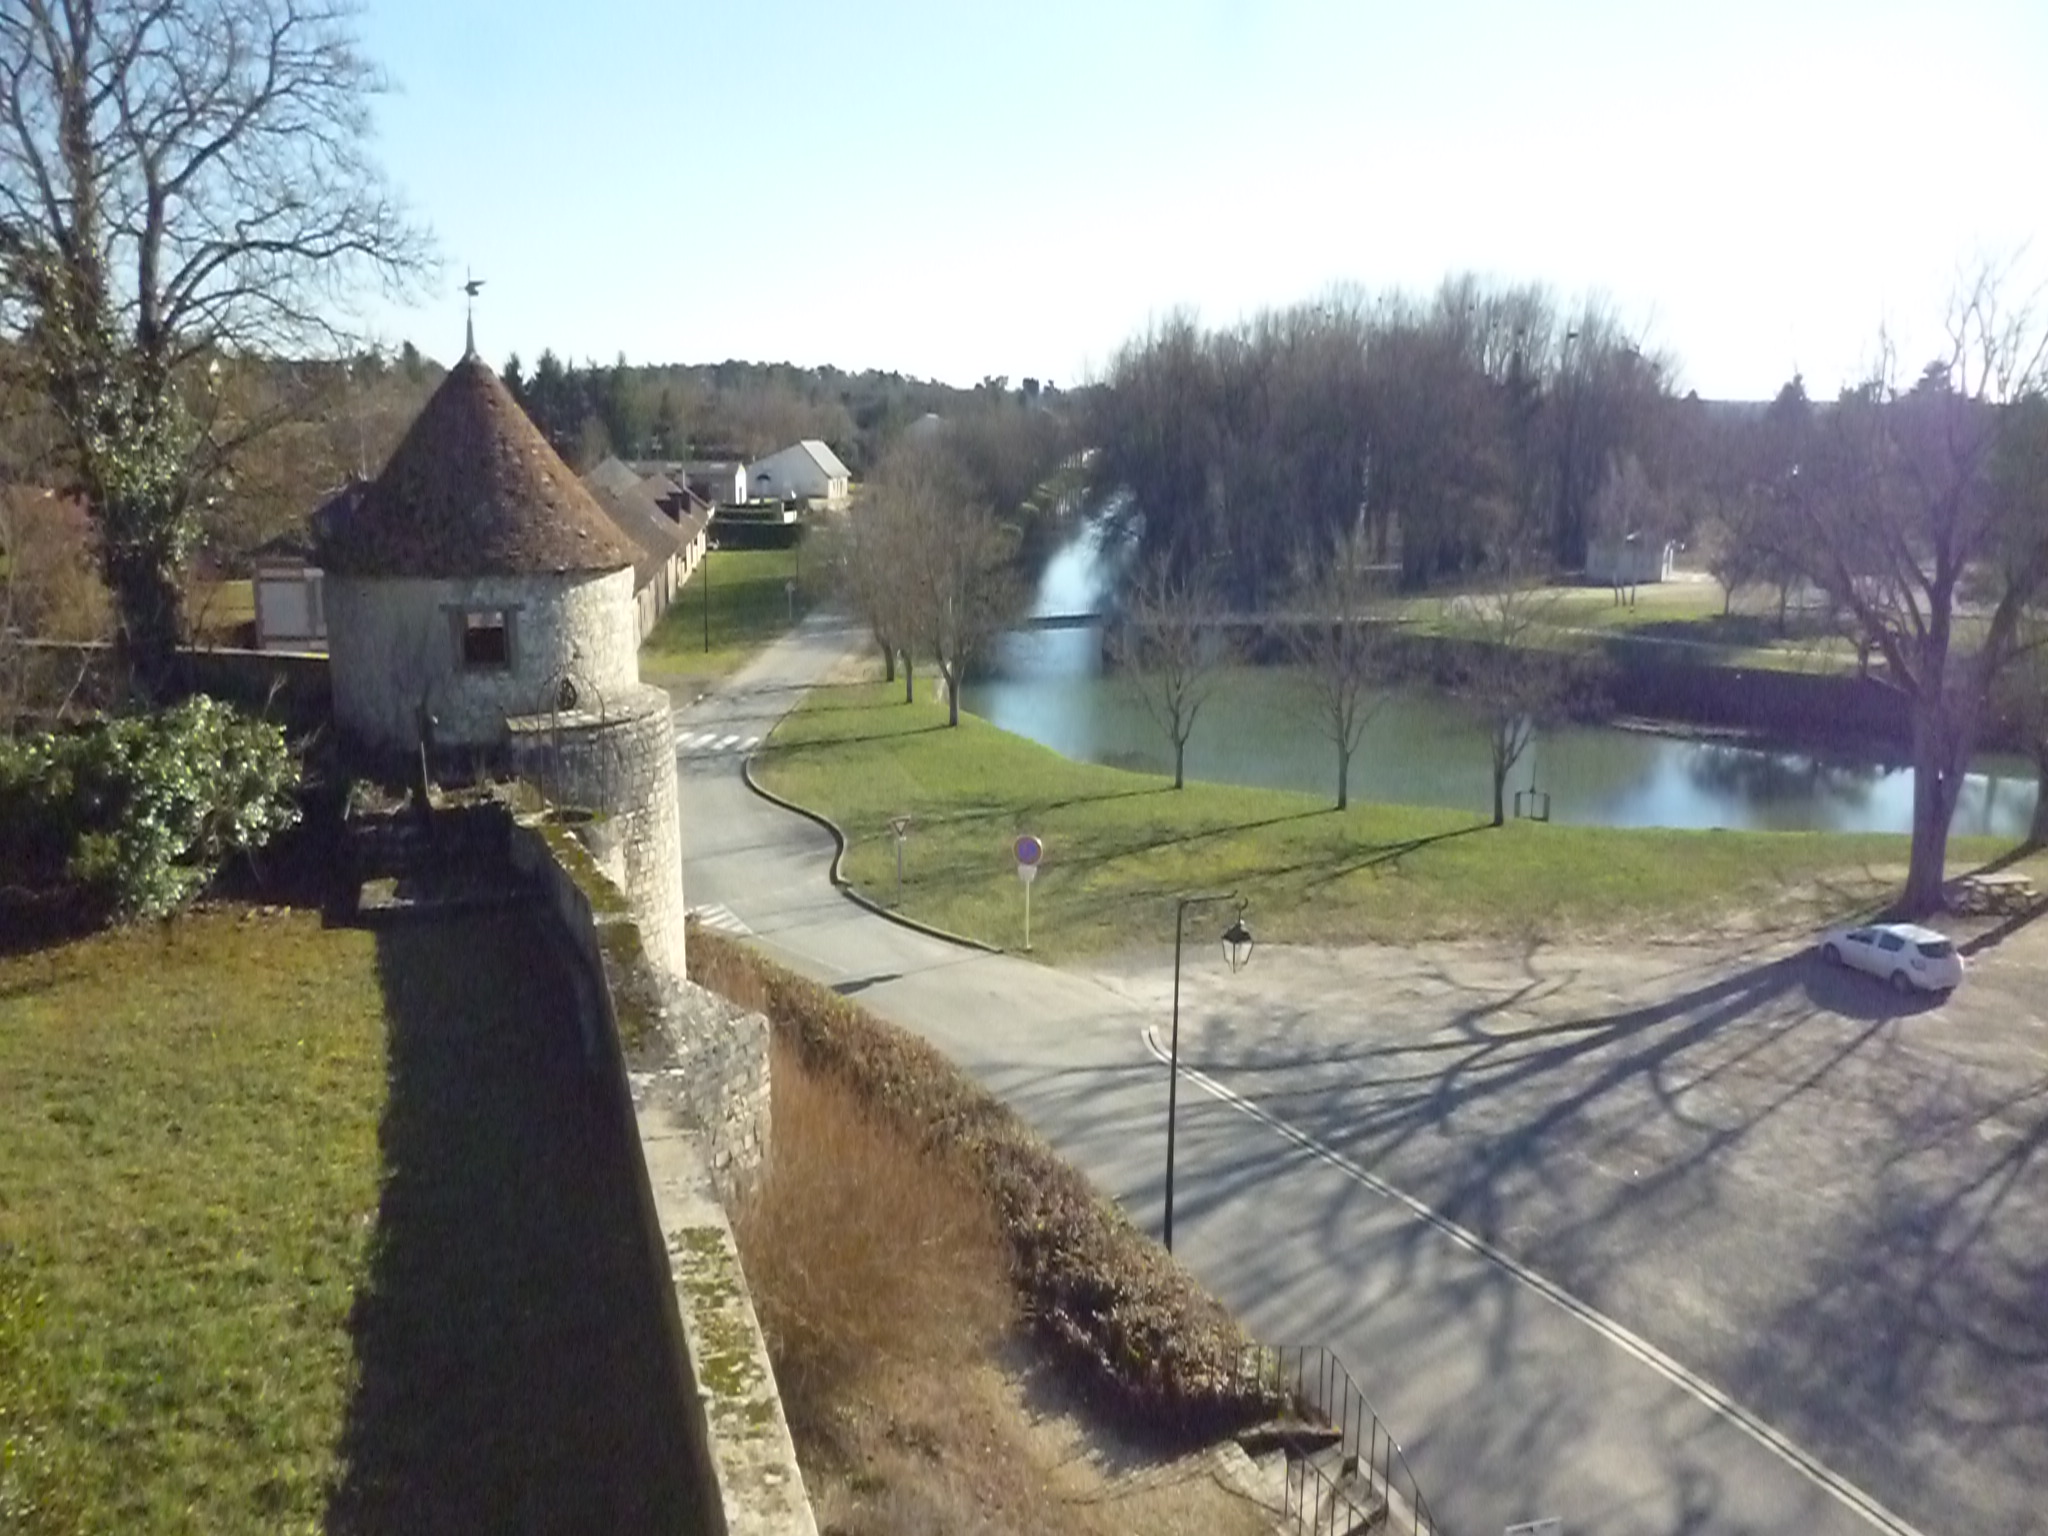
674 460 748 507
1586 532 1676 587
745 440 851 508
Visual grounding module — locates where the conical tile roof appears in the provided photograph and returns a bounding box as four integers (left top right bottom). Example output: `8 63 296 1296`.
317 354 638 578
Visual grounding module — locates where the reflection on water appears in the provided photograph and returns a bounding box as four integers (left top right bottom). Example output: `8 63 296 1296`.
961 528 2038 839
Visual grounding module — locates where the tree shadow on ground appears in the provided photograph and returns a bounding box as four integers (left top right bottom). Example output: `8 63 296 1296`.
1728 1069 2048 1536
758 722 951 755
1296 822 1492 886
325 908 701 1536
1130 947 2042 1533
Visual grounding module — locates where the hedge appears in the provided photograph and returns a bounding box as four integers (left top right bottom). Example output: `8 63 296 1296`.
687 928 1289 1444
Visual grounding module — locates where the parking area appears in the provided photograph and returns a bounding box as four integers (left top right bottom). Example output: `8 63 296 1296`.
1084 910 2048 1536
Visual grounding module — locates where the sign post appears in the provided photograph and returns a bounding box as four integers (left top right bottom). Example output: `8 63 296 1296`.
888 816 912 903
1014 835 1042 951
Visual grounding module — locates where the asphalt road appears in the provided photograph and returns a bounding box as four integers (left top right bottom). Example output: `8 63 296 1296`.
672 617 2044 1536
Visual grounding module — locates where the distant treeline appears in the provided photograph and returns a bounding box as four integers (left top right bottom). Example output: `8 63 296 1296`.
498 351 1063 476
1084 276 1765 604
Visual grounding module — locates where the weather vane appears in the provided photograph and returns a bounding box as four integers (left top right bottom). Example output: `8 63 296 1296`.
462 269 485 357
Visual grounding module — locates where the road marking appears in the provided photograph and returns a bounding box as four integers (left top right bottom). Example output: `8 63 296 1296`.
1139 1027 1929 1536
677 729 762 758
690 903 752 936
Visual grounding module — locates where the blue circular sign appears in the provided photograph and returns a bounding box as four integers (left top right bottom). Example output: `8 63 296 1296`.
1014 834 1042 867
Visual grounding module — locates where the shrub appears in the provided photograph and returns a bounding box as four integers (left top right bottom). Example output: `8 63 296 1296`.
0 697 300 921
690 929 1288 1444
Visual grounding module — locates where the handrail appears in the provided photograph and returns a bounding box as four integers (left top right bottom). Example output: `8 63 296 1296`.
1281 1445 1385 1535
1234 1343 1439 1536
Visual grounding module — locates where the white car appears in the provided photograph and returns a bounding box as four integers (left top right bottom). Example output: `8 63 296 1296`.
1819 922 1964 994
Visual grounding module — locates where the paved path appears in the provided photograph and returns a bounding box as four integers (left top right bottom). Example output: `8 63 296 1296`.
671 620 1950 1536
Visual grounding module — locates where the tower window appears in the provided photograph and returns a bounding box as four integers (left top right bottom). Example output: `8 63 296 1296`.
459 608 512 669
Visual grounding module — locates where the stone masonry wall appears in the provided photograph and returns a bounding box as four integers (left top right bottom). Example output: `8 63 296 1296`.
508 820 807 1533
509 683 687 982
510 817 766 1200
326 568 639 752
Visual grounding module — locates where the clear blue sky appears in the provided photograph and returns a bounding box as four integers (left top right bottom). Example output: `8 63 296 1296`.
357 0 2047 400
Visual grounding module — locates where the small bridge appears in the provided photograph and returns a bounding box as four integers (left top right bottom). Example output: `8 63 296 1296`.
1018 610 1370 633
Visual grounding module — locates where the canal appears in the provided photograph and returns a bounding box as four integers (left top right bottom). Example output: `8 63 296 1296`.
959 527 2039 838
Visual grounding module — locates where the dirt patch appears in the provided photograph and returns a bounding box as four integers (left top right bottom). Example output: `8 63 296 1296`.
804 1346 1275 1536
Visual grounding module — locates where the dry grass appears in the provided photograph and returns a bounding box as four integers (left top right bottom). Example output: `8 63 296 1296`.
693 930 1285 1443
733 1038 1011 1452
733 1041 1274 1536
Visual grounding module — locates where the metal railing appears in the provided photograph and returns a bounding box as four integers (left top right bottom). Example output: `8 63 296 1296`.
1232 1343 1439 1536
1282 1445 1386 1535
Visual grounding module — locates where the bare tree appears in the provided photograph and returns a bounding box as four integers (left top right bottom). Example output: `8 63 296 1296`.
865 442 1019 727
915 508 1017 731
816 501 912 689
1449 567 1577 827
0 0 430 694
1115 554 1230 789
1588 451 1663 607
1288 520 1386 809
1793 270 2048 913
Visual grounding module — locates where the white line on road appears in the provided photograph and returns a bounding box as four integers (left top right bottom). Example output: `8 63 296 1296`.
690 903 753 936
678 731 709 749
715 734 740 749
1139 1027 1929 1536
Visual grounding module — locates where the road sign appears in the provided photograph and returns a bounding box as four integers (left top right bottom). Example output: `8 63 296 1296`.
1014 835 1042 950
888 816 912 900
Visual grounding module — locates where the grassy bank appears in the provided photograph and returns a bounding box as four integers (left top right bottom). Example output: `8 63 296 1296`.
641 546 809 680
691 930 1285 1445
755 681 2015 961
728 1033 1273 1535
0 905 698 1535
0 908 386 1535
1386 579 1861 673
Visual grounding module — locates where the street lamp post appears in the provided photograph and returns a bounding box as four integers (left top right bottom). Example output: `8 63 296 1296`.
1164 893 1254 1253
701 543 712 653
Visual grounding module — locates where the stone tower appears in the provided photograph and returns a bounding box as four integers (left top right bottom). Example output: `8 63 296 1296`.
315 353 688 978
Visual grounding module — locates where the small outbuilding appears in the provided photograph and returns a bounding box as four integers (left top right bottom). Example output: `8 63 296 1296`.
670 459 748 507
250 525 332 653
1586 532 1676 588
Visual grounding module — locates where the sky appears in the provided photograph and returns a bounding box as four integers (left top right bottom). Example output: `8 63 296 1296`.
355 0 2048 401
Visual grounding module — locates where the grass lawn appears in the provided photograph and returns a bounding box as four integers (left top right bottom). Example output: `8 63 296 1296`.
641 546 809 681
0 908 386 1535
0 904 698 1536
1377 577 1863 673
187 577 255 647
755 682 2022 962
